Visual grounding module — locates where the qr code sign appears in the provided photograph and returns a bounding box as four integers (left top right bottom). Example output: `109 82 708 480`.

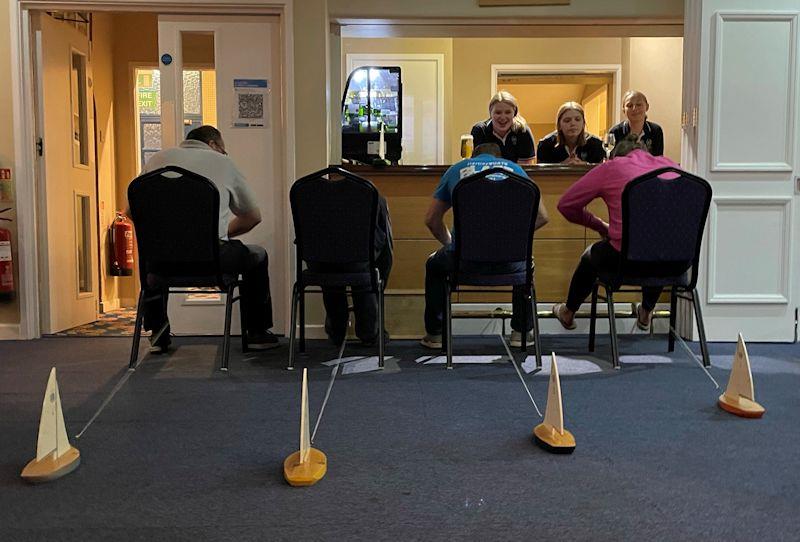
237 93 264 119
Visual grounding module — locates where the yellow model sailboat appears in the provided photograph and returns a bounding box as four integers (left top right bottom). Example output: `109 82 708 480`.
284 368 327 486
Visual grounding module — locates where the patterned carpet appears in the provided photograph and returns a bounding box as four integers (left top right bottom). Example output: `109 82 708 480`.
52 308 139 337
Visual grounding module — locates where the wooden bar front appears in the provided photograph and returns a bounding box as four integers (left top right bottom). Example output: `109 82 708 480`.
339 164 610 337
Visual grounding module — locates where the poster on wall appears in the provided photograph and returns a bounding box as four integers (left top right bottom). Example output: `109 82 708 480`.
232 79 269 128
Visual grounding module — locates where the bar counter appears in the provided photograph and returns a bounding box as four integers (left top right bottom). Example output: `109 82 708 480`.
335 163 615 336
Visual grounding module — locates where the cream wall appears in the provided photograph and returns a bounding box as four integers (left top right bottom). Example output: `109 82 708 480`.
624 37 683 161
0 2 19 326
341 38 454 164
294 0 330 177
92 13 123 310
111 12 160 304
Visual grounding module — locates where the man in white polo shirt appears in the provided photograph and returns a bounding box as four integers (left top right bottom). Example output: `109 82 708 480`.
136 125 278 352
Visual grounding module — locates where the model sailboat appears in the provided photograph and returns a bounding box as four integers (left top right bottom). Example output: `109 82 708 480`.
533 353 576 454
21 368 81 482
718 334 765 418
283 368 327 486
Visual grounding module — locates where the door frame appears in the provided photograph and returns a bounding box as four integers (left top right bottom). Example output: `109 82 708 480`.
10 0 296 339
346 52 446 164
491 63 623 127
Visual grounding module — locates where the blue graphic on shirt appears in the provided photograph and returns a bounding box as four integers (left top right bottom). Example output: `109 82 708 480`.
433 154 527 204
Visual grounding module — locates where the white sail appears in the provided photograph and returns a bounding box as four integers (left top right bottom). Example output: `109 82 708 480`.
35 368 71 461
299 368 310 464
724 333 756 401
542 353 565 434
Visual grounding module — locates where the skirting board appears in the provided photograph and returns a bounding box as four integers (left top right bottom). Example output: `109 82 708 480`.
294 320 672 340
0 323 21 340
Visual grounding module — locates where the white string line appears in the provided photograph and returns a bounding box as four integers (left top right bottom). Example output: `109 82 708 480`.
311 323 349 444
670 325 719 389
75 368 134 439
499 333 542 418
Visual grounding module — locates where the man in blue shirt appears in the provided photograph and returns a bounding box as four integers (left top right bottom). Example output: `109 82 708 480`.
421 143 549 348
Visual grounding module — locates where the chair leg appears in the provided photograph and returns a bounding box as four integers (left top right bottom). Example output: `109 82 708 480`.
668 288 678 352
287 283 299 370
588 284 599 352
299 285 306 353
128 289 146 369
531 285 542 369
691 288 711 367
221 284 235 372
238 282 249 354
606 288 620 369
521 287 528 354
377 277 385 369
445 280 453 370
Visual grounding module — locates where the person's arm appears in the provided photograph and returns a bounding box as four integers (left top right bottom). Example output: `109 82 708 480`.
424 198 452 247
225 160 262 238
470 124 486 146
227 207 262 238
534 197 549 231
652 124 664 156
517 127 536 165
557 165 610 237
587 137 607 164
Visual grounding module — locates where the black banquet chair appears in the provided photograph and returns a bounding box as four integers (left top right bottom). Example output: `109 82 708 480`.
287 166 385 370
127 166 247 371
445 167 543 370
588 166 713 369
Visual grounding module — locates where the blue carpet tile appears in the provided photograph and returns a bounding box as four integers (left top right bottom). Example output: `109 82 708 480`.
0 334 798 541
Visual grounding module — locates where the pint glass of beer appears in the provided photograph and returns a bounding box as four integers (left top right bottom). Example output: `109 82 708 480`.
460 134 474 158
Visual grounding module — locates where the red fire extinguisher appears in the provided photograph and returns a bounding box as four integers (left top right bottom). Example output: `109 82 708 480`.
0 207 14 300
110 211 134 276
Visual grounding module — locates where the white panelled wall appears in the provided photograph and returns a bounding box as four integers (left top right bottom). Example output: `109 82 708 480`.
684 0 799 341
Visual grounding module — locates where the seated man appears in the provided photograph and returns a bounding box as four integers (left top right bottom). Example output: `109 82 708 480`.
309 196 393 346
420 143 549 349
553 133 679 330
133 125 279 352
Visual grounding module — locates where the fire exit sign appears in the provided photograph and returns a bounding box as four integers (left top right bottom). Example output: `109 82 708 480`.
138 89 158 110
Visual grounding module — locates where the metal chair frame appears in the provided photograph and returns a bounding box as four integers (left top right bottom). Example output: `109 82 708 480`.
588 166 712 369
127 166 247 372
287 167 385 370
445 167 543 370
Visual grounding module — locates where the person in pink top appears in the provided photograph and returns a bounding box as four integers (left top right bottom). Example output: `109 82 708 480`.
552 134 679 331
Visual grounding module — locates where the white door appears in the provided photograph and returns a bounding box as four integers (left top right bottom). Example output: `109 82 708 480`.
34 13 99 333
157 15 286 335
347 54 445 165
684 1 799 341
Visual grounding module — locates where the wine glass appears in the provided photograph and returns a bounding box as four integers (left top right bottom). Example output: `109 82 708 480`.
603 132 616 160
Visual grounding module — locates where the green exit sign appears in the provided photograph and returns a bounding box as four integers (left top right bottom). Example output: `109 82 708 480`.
138 89 158 110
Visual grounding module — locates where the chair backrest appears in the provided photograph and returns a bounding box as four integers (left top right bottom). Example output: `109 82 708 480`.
621 166 712 287
128 165 223 285
452 166 540 275
290 166 379 277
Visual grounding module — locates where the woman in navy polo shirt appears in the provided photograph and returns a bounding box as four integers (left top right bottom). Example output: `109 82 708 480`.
536 102 605 164
608 90 664 156
470 91 536 164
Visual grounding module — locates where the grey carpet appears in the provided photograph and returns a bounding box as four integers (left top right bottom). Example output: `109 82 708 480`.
0 334 798 541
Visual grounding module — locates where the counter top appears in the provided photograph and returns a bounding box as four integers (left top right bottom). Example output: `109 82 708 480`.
336 163 596 177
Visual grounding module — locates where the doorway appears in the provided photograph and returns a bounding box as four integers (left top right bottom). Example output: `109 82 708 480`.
492 64 622 148
23 5 292 338
497 73 615 143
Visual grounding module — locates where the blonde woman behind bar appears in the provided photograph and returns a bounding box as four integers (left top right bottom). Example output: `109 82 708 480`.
470 91 536 165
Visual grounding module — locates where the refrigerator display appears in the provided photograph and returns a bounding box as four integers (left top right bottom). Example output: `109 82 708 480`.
341 66 402 164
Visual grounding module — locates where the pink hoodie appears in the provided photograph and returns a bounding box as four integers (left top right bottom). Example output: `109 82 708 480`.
557 149 679 251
